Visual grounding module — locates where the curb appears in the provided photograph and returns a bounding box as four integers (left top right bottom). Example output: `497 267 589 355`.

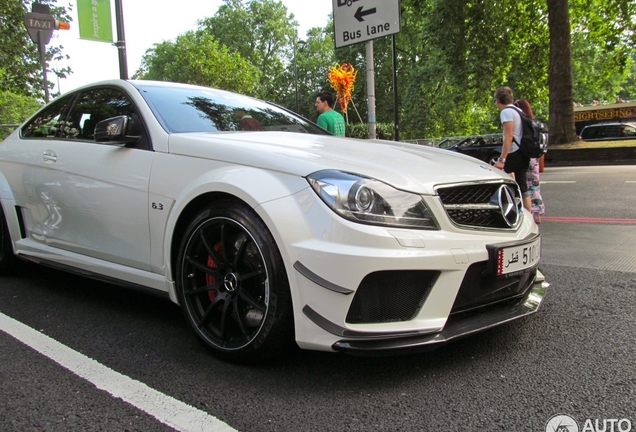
544 147 636 167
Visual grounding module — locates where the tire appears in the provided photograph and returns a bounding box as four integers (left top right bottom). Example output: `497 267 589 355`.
0 204 18 274
175 200 294 363
488 153 501 166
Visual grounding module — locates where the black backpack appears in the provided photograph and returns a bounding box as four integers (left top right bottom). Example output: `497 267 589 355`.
504 106 549 158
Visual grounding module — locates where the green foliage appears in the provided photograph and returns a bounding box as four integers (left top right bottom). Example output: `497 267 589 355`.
5 0 635 144
134 31 260 95
287 27 338 120
197 0 297 103
617 54 636 100
387 0 634 141
0 0 72 100
569 0 636 104
346 122 395 140
0 90 41 140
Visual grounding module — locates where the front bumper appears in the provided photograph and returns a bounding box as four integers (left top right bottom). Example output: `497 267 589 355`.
260 185 546 353
331 270 549 355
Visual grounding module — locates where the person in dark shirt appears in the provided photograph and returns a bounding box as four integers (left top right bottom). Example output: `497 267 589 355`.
514 98 545 224
493 86 532 213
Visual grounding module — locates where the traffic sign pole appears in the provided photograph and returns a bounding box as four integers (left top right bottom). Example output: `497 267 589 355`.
38 39 50 103
392 34 399 142
24 5 70 102
366 41 376 139
333 0 401 140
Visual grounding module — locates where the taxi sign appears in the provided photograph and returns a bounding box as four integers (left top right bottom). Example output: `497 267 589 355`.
24 12 55 45
333 0 401 48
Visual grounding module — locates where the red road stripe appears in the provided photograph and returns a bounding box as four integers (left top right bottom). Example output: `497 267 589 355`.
542 216 636 224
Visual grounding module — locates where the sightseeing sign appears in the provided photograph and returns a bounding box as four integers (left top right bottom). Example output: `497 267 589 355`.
333 0 401 48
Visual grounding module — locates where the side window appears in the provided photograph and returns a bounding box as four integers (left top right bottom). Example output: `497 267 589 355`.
67 88 137 140
625 126 636 137
581 127 594 139
21 96 74 138
605 126 619 138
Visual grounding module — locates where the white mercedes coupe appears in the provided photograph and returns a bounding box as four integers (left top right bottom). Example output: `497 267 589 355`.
0 80 549 363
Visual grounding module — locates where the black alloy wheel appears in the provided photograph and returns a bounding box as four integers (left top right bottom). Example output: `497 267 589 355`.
176 200 293 363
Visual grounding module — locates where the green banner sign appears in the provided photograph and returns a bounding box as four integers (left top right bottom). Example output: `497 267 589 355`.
77 0 113 43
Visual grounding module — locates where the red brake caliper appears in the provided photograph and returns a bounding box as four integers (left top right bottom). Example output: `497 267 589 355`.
205 242 223 301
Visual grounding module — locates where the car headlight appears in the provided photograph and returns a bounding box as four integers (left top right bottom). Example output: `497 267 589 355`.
307 170 439 229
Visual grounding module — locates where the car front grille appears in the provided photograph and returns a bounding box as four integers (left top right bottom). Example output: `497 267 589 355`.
345 270 439 324
437 181 522 229
450 261 536 315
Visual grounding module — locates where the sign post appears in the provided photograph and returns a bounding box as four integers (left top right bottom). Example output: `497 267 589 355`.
24 3 70 102
333 0 401 139
365 41 375 139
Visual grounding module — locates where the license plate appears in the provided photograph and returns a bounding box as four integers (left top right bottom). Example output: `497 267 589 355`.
496 237 541 276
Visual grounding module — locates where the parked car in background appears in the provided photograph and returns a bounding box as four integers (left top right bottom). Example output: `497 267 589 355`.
434 136 464 149
579 122 636 141
441 135 503 165
0 80 548 363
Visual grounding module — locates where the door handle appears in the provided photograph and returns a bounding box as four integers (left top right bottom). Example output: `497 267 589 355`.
42 150 57 163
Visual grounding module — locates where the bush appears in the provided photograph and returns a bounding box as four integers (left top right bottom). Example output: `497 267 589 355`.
346 122 396 140
0 91 41 140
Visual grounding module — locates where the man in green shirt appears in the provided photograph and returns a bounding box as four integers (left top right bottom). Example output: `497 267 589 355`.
315 91 346 136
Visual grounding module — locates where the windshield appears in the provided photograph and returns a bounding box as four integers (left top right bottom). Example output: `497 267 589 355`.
134 83 328 135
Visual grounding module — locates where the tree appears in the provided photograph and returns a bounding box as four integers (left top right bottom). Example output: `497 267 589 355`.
197 0 297 103
0 0 72 100
133 31 260 95
0 90 40 139
547 0 578 144
285 27 337 119
617 53 636 100
547 0 635 143
132 0 635 142
387 0 635 142
569 0 636 104
571 32 633 104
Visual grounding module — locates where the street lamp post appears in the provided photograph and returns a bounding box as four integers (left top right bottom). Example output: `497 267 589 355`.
294 32 299 113
114 0 128 79
293 36 306 115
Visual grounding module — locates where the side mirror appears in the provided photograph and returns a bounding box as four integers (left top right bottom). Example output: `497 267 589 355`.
94 115 141 145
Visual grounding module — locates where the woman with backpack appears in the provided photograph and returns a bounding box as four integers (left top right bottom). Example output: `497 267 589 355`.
513 99 545 224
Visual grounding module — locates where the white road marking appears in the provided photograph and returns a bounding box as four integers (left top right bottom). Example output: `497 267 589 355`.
626 181 636 183
540 181 577 184
0 312 237 432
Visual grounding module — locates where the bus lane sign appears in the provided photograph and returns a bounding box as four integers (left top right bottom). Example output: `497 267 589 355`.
333 0 401 48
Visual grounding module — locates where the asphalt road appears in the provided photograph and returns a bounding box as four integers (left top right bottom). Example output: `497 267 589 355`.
1 165 635 432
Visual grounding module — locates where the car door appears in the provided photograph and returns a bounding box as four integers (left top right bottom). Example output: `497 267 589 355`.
466 137 491 162
1 94 75 235
26 86 154 271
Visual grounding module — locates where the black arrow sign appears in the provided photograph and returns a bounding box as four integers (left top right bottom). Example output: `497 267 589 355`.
354 6 376 22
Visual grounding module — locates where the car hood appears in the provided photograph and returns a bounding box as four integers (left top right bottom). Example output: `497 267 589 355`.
168 131 507 195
